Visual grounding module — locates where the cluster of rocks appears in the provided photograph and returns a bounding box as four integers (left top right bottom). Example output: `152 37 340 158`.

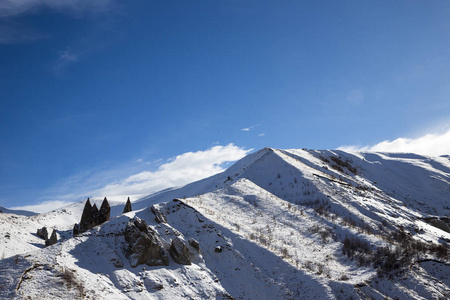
36 226 57 247
124 217 169 267
169 236 192 265
122 206 200 269
73 197 111 235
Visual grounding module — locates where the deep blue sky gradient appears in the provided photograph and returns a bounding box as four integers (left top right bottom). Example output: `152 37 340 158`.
1 1 450 207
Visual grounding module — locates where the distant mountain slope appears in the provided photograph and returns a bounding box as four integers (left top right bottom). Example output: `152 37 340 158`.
0 206 36 217
1 148 449 299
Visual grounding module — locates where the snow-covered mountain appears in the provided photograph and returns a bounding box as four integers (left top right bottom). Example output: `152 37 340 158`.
1 148 449 299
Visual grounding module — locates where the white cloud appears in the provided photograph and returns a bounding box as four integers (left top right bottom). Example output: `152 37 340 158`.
339 129 450 157
8 144 250 213
59 49 78 62
94 144 251 197
0 0 114 18
241 124 260 132
258 133 265 137
10 200 74 214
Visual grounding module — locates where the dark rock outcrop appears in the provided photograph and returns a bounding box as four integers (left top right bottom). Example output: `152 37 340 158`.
73 223 79 236
111 258 124 268
74 197 112 236
423 217 450 233
79 198 95 233
188 238 200 251
133 217 149 233
37 226 48 240
98 197 111 224
123 197 132 214
169 237 192 265
45 229 57 246
124 217 169 267
92 204 99 216
151 205 167 223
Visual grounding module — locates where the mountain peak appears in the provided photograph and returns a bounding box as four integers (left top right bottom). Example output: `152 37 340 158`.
1 147 449 299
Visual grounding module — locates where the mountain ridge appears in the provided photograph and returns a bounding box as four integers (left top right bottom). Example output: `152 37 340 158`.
1 147 449 299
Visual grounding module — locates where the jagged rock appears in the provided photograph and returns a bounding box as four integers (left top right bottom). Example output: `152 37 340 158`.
73 223 79 236
188 238 200 251
214 246 223 253
37 226 48 240
169 237 192 265
123 197 132 214
98 197 111 224
151 205 167 223
45 229 57 246
124 217 169 267
92 204 99 216
79 198 95 233
76 197 111 235
133 217 149 233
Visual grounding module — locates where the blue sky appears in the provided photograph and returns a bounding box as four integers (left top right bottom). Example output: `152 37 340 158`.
1 1 450 212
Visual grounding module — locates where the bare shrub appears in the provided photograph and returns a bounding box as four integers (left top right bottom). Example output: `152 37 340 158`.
342 236 372 267
58 268 84 296
429 243 449 259
330 156 357 174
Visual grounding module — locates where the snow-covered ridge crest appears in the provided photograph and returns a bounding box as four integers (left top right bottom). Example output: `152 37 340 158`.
1 147 449 299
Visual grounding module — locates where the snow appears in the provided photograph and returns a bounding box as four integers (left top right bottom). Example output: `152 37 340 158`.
0 206 36 217
1 147 449 299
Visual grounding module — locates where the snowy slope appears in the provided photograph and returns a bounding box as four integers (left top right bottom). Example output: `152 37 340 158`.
0 206 36 216
1 147 449 299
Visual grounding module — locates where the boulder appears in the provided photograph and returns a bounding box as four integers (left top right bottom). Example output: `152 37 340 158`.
169 237 191 265
124 217 169 267
133 217 149 233
45 229 57 246
188 238 200 251
111 258 124 268
151 205 167 223
37 226 48 240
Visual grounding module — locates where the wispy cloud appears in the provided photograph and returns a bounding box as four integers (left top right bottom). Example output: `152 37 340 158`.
0 22 48 44
52 48 80 74
338 128 450 157
0 0 116 44
59 49 78 62
18 144 251 213
241 124 260 132
94 144 251 197
0 0 114 18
